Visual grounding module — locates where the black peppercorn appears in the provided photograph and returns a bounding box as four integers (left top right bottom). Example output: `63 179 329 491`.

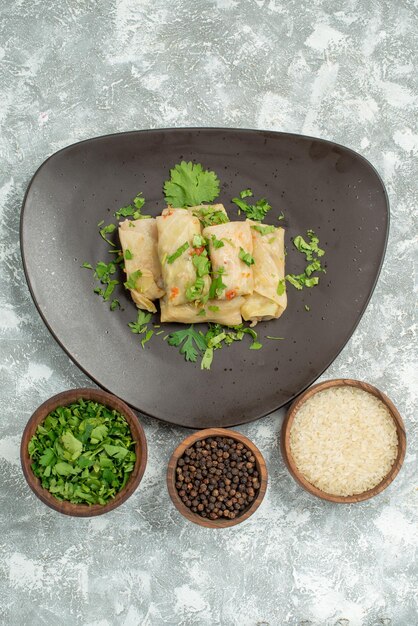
174 436 260 521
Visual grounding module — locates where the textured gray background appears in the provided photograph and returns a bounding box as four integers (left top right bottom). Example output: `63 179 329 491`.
0 1 417 625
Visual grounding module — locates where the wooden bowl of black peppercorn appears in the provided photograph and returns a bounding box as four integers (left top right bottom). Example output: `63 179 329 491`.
167 428 268 528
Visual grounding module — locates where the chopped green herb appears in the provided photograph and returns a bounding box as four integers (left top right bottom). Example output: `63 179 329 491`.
191 205 229 228
285 274 304 290
133 193 145 210
124 270 142 290
278 212 285 221
197 309 206 317
97 220 104 227
239 248 255 267
99 223 117 246
124 249 133 260
103 280 119 301
286 230 325 291
155 330 164 336
114 193 149 221
267 336 284 340
164 162 220 207
27 399 136 505
232 189 272 221
167 242 189 264
201 347 214 370
128 310 151 335
249 341 263 350
167 325 207 362
186 277 205 302
305 305 310 311
141 329 154 348
211 234 225 249
82 262 93 270
208 305 220 312
251 224 276 236
192 253 211 277
277 279 286 296
110 299 121 311
192 234 207 248
209 273 227 299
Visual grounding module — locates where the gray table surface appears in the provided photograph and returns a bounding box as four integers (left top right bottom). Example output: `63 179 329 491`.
1 1 417 625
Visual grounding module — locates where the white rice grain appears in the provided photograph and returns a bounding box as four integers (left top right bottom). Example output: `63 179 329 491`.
289 386 398 496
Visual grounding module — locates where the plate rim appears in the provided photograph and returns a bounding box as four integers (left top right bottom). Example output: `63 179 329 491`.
20 127 390 428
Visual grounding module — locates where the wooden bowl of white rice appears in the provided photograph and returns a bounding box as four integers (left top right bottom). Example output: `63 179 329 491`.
281 379 406 503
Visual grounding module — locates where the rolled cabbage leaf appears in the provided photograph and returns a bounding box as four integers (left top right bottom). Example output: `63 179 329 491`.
119 218 164 313
241 221 287 322
156 208 210 306
203 221 254 300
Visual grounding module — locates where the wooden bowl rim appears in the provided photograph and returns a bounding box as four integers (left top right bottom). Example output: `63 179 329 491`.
21 388 148 517
167 428 268 528
281 378 406 503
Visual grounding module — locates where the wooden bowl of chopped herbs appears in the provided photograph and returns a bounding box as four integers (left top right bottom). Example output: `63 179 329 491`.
21 388 147 516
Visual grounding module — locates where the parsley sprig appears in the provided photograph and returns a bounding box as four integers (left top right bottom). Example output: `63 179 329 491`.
167 325 207 362
164 162 220 207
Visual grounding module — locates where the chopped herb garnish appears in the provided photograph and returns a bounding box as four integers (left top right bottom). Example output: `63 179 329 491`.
208 305 220 312
192 234 207 248
27 399 136 505
99 223 117 246
232 189 272 221
164 162 220 207
97 220 104 227
124 270 142 291
192 253 211 277
110 299 121 311
186 277 205 302
278 212 285 221
141 329 154 348
267 336 284 340
251 224 276 236
82 262 93 270
286 230 325 290
239 248 255 267
155 330 164 336
124 249 133 260
277 279 286 296
211 234 225 249
167 242 189 264
197 309 207 317
114 193 149 221
305 305 310 311
249 341 263 350
92 262 120 307
103 280 119 301
201 347 214 370
209 273 227 299
133 193 145 210
128 310 151 335
191 205 229 228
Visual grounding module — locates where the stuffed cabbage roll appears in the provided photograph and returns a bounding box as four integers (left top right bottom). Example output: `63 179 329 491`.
160 297 243 325
119 219 164 313
203 221 254 300
241 221 287 322
156 208 210 306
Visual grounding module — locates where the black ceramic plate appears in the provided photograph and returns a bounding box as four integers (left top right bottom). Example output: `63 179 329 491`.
21 129 388 428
